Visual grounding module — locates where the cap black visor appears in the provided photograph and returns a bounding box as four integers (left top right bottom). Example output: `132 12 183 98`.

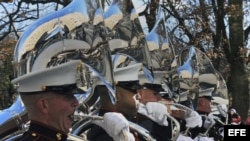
19 84 85 95
116 81 143 93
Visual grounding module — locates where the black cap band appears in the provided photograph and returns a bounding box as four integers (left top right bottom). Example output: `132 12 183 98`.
116 81 143 93
142 83 165 93
19 84 84 95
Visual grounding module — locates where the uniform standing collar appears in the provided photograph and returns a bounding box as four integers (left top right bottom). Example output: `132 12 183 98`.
29 120 68 141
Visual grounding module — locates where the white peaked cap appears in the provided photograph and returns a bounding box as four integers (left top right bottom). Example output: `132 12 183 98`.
138 71 166 85
179 70 199 79
212 96 229 105
138 71 169 94
179 70 192 78
179 90 189 102
11 60 82 93
199 73 217 84
114 63 142 82
198 87 214 99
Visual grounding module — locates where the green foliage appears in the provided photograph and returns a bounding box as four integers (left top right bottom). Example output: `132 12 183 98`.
0 38 16 110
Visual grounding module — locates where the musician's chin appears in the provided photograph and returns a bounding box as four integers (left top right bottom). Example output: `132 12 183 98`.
132 94 139 108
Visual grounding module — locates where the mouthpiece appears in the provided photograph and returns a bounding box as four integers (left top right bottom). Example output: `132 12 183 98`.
73 111 103 121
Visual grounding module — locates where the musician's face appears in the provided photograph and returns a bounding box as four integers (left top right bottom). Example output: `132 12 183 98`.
137 88 162 104
45 92 79 134
196 97 212 113
116 86 140 118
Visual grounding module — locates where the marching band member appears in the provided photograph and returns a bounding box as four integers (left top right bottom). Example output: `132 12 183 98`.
136 71 173 141
11 61 81 141
189 88 224 141
87 63 143 141
12 61 132 141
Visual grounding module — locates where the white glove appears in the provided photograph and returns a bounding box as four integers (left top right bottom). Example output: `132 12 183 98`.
194 136 214 141
218 127 224 137
91 112 135 141
217 104 227 117
137 102 169 126
203 115 216 129
185 111 202 128
177 133 194 141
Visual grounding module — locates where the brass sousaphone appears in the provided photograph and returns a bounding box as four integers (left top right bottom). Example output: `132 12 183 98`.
1 0 114 140
71 0 157 140
104 0 180 140
178 46 229 114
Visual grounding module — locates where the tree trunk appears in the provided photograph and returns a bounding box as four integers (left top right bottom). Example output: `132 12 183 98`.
228 0 249 120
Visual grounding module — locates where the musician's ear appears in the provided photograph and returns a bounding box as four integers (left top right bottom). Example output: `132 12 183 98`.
115 87 122 99
137 89 142 93
37 98 49 114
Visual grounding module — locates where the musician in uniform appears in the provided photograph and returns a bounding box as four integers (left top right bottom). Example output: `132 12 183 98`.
12 61 132 141
86 63 145 141
189 87 224 141
135 71 173 141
